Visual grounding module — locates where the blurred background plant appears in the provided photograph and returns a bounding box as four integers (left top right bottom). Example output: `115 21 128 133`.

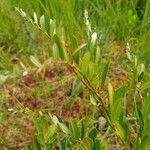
0 0 150 149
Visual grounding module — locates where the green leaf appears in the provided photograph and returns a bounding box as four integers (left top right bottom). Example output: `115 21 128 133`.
101 62 109 90
89 128 98 141
52 44 60 60
141 135 150 150
100 138 109 150
138 72 144 82
69 120 81 140
108 83 114 111
33 12 38 24
30 56 42 68
142 121 150 138
111 99 122 123
66 78 82 110
72 43 87 56
88 63 99 82
90 95 97 106
91 32 97 46
126 50 132 61
81 137 93 150
49 19 56 36
119 116 130 142
132 138 140 150
32 137 41 150
114 122 126 141
39 15 45 29
71 78 82 97
53 34 68 60
52 115 69 135
95 46 101 64
46 125 57 144
142 96 150 122
35 117 44 145
114 86 128 100
140 82 150 91
52 115 59 125
93 139 101 150
80 51 91 75
59 123 70 135
134 103 143 126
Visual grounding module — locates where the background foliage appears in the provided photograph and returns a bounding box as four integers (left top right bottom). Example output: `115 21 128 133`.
0 0 150 149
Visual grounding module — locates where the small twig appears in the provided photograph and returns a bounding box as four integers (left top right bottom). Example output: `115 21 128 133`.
9 140 32 148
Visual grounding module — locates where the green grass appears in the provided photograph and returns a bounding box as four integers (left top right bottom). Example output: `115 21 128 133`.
0 0 150 149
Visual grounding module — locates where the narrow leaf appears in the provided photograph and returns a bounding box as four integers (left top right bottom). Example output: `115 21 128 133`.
111 99 122 123
142 96 150 122
30 56 42 68
58 123 70 135
114 86 128 100
33 12 38 24
53 34 68 60
81 137 93 150
108 83 114 110
39 15 45 29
